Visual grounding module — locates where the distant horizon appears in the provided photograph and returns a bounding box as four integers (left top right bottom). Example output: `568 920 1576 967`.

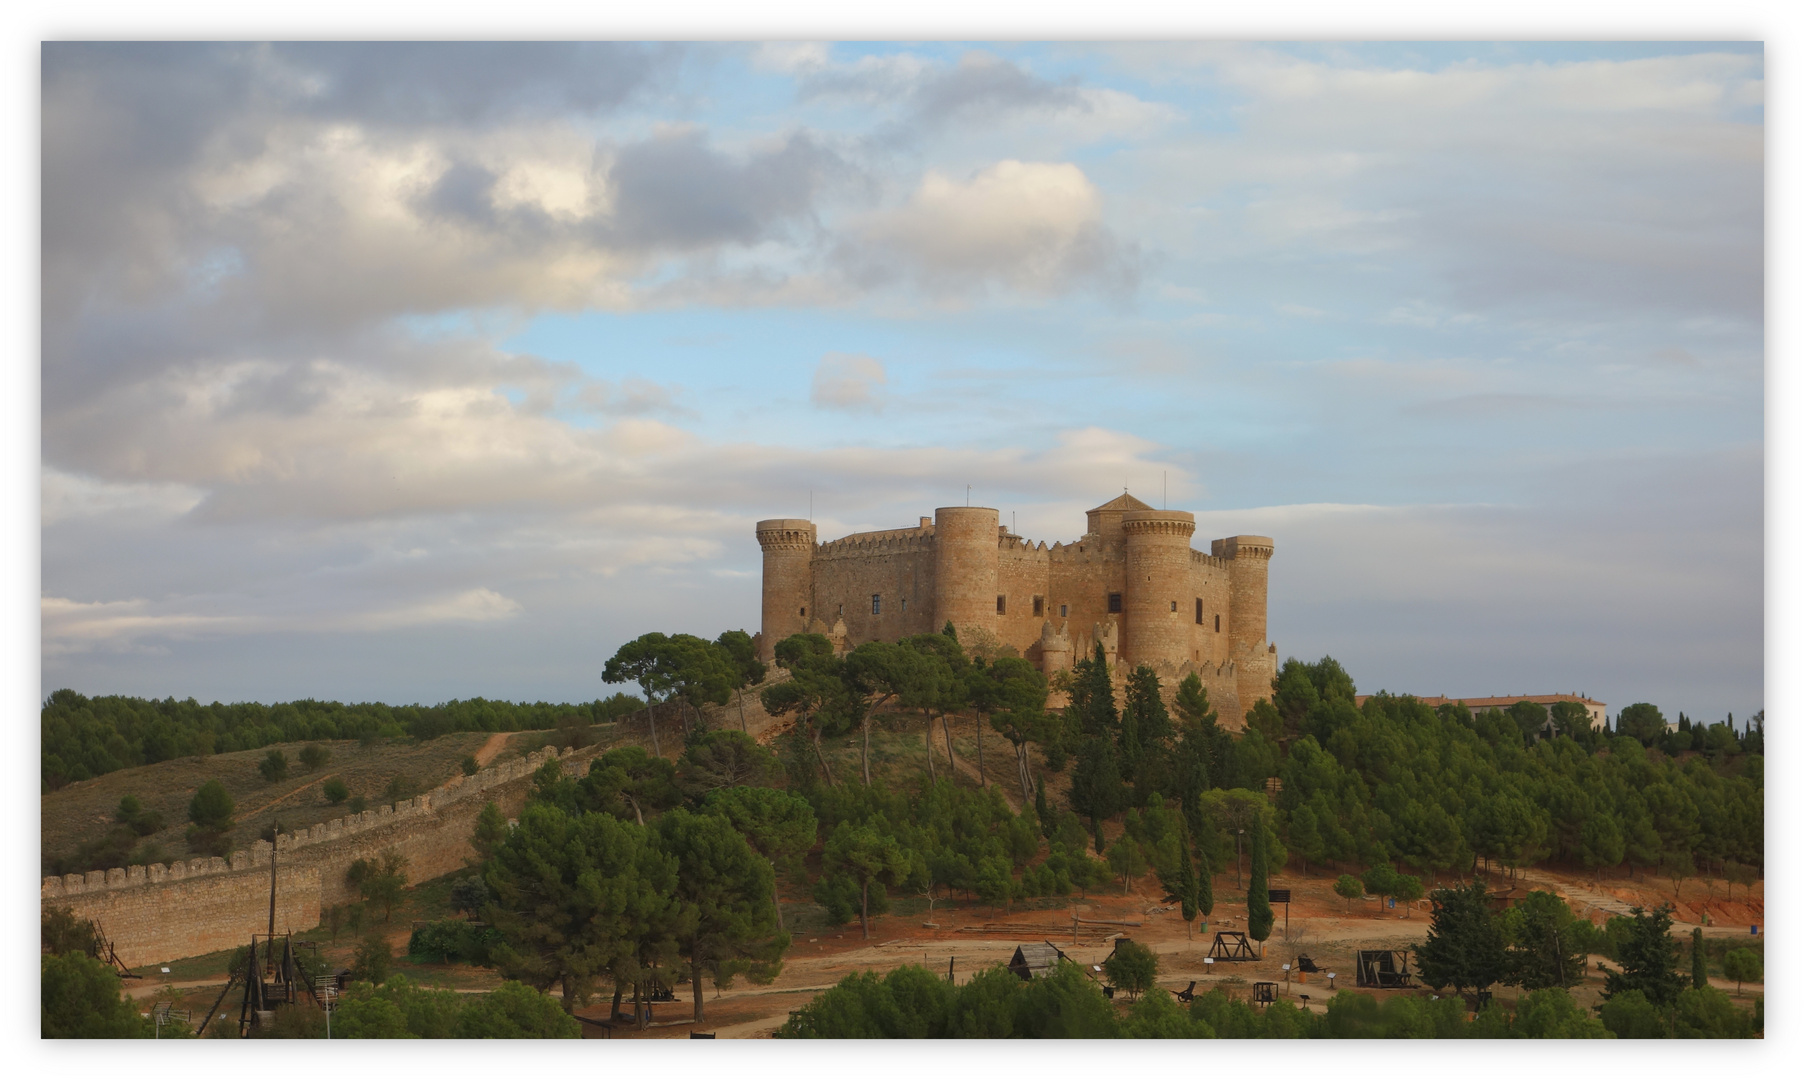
42 42 1763 726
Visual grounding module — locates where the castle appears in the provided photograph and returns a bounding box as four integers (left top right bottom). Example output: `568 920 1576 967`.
757 494 1277 726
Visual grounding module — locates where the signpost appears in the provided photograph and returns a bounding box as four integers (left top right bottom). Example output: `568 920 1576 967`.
1269 888 1292 948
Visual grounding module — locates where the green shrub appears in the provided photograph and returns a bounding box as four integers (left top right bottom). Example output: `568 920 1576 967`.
462 755 480 776
1102 939 1159 999
299 744 330 771
323 777 349 804
258 749 289 783
351 934 391 986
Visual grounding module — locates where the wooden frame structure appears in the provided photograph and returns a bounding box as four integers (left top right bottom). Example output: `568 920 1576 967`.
1354 949 1415 989
1207 930 1258 960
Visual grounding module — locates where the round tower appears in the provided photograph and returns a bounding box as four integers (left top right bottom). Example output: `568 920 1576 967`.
1220 534 1274 659
932 506 1000 641
1121 509 1197 671
756 518 816 661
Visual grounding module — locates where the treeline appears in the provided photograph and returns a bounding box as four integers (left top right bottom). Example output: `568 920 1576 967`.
778 958 1757 1039
748 628 1762 893
40 689 645 791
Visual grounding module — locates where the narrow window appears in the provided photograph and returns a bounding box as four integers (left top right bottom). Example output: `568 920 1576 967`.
800 607 806 618
1195 598 1203 624
837 603 843 617
872 594 882 615
1033 596 1045 617
997 595 1007 615
1108 592 1122 614
1170 600 1178 613
1215 613 1221 632
901 598 907 613
1060 603 1068 618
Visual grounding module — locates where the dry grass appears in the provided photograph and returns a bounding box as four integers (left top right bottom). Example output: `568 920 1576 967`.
43 732 502 874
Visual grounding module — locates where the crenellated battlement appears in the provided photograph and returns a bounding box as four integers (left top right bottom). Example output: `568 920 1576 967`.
814 527 934 560
759 494 1273 711
43 744 584 903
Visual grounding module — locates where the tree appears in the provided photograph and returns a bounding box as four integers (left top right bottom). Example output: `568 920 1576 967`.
1691 927 1708 990
351 933 393 985
979 656 1054 804
42 906 102 958
1415 880 1507 996
1506 700 1549 742
258 748 290 782
577 745 682 826
471 801 508 865
41 951 149 1038
761 634 855 785
1510 987 1609 1038
1604 905 1686 1008
1391 873 1424 916
1288 805 1324 875
1660 849 1695 897
462 754 480 775
1721 948 1761 996
1549 700 1593 740
1504 891 1586 991
1107 837 1148 894
1175 818 1199 938
1617 702 1667 745
323 777 350 805
1599 988 1663 1038
675 730 779 796
822 821 911 939
1334 874 1364 913
604 632 733 753
701 786 817 933
188 778 234 830
482 801 687 1012
299 744 330 771
1103 939 1159 1000
347 851 409 921
715 629 768 735
1246 822 1274 945
458 981 583 1038
1580 812 1625 883
186 778 235 855
654 808 788 1024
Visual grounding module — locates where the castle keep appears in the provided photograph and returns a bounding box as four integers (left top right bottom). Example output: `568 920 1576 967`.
758 494 1277 725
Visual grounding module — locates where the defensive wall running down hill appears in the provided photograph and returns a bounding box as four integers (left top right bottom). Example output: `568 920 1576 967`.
40 744 602 969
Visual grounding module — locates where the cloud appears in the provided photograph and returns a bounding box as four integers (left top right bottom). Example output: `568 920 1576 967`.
42 587 523 655
811 352 887 412
839 160 1139 298
796 49 1175 147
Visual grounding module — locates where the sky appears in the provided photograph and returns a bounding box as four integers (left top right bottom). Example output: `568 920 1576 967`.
38 40 1766 725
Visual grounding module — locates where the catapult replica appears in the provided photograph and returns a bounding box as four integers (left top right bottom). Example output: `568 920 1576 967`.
194 849 327 1037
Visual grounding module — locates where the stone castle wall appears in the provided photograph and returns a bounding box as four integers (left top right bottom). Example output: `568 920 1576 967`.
42 744 599 968
758 497 1276 728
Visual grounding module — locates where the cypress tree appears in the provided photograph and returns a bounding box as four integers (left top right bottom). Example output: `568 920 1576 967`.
1246 820 1274 945
1691 927 1708 990
1034 775 1050 838
1177 818 1199 938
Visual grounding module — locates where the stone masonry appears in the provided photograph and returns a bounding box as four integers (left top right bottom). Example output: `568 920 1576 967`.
757 493 1277 725
41 744 601 969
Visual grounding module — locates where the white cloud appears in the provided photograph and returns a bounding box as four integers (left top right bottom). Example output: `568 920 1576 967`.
810 352 887 412
842 160 1138 298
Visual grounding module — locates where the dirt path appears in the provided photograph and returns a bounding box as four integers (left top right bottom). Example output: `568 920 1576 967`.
472 731 510 767
239 775 334 820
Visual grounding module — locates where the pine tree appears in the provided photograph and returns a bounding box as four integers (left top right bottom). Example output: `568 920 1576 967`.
1691 927 1708 990
1246 821 1274 945
1605 905 1686 1007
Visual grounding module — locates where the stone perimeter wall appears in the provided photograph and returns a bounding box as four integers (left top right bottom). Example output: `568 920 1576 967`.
41 743 601 969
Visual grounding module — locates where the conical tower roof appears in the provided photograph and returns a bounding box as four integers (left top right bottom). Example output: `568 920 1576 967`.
1087 492 1153 513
